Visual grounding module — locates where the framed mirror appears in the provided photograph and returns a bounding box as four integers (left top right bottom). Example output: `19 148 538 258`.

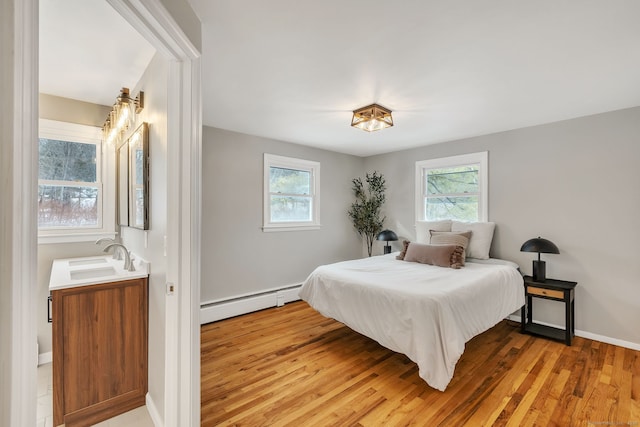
128 122 149 229
117 140 129 226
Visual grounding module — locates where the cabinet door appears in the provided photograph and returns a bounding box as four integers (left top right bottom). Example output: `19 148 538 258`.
53 278 148 427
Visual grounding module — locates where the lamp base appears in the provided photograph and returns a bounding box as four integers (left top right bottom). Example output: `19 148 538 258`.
384 244 392 254
532 260 546 282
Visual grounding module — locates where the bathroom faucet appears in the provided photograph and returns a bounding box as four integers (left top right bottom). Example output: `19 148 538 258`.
95 237 122 260
103 243 135 271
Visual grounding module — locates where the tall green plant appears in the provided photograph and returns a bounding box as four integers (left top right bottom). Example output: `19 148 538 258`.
347 171 386 257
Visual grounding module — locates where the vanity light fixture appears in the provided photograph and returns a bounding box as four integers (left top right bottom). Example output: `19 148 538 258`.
351 103 394 132
102 87 144 145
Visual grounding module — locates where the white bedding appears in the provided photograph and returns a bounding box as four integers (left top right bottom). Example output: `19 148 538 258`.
298 253 524 391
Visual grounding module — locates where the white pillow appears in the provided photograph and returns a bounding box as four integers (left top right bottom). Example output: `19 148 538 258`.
451 221 495 260
415 220 452 243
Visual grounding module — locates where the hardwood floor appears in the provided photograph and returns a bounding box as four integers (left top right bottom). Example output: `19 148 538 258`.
201 301 640 426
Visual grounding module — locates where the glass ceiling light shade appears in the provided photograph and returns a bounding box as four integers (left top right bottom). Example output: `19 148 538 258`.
102 87 145 145
520 237 560 282
351 103 394 132
116 88 136 130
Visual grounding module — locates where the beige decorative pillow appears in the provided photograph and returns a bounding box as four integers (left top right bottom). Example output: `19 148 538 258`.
429 230 472 264
403 243 465 269
396 240 411 260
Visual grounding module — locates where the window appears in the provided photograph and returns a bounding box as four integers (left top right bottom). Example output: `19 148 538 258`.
415 152 488 222
38 119 116 243
263 154 320 231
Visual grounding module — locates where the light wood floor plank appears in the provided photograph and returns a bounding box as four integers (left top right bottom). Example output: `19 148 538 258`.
201 301 640 426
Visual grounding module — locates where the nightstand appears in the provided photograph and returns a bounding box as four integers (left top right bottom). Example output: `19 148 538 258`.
520 275 577 346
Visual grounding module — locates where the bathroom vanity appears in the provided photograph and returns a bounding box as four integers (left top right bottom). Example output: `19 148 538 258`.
49 255 150 427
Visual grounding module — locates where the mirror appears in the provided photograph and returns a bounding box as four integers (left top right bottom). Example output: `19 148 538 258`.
128 122 149 229
117 141 129 226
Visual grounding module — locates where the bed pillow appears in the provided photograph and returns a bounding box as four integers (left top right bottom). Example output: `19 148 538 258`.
429 230 471 263
415 220 452 243
403 242 465 269
396 240 411 260
451 221 495 260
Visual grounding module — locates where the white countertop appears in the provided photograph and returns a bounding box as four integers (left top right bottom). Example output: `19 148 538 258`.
49 254 150 291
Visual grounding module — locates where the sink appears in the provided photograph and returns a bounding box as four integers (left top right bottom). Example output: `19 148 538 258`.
49 254 150 290
69 266 117 280
68 258 108 266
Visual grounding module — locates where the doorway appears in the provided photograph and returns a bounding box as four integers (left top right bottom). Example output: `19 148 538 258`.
7 0 202 425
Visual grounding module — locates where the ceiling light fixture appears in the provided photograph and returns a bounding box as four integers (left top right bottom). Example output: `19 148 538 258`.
351 103 394 132
102 87 144 145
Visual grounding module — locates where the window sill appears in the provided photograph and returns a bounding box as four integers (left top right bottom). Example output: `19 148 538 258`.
262 224 321 233
38 231 117 245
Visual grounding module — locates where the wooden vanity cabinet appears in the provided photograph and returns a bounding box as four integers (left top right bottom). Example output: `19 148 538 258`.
52 277 148 427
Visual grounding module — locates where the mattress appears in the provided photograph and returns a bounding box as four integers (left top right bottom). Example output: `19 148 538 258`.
299 253 524 391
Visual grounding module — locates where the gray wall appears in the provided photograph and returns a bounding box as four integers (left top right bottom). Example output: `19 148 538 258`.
364 107 640 345
201 127 365 303
39 93 110 127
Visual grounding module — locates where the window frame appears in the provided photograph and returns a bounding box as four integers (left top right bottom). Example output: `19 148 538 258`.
415 151 488 223
263 153 321 232
38 119 116 244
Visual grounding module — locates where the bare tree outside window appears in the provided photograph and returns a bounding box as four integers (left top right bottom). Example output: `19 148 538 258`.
38 138 100 227
269 167 312 222
425 166 479 221
263 154 320 231
416 152 488 223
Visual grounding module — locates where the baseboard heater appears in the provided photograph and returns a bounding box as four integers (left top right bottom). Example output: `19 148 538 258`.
200 285 302 325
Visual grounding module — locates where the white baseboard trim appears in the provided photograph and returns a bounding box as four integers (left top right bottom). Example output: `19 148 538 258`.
200 285 302 324
38 351 52 366
146 392 163 427
507 315 640 351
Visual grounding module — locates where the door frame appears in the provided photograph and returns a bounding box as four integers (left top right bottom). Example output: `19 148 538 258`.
4 0 39 425
107 1 202 425
9 0 202 425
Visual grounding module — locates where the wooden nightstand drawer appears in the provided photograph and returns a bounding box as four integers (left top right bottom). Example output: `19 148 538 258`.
522 276 578 346
527 286 563 299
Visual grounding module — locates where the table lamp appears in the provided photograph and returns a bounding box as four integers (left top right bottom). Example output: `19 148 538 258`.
377 229 398 254
520 237 559 282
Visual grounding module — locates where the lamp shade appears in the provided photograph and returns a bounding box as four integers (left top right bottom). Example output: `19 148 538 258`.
520 237 559 282
520 237 559 254
377 230 398 242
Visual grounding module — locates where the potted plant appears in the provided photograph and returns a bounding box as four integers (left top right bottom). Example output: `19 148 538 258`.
347 171 386 257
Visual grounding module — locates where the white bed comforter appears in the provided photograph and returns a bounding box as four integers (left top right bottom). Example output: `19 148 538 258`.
298 254 524 391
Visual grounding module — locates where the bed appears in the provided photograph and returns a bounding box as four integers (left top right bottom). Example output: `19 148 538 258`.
298 253 524 391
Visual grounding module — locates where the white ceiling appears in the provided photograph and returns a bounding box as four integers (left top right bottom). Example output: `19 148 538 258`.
39 0 156 107
40 1 640 157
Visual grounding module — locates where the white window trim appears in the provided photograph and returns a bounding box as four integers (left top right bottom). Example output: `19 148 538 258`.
38 119 117 244
263 153 321 232
415 151 488 223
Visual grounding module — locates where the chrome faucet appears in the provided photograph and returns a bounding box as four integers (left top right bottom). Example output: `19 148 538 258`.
95 237 122 260
103 243 135 271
